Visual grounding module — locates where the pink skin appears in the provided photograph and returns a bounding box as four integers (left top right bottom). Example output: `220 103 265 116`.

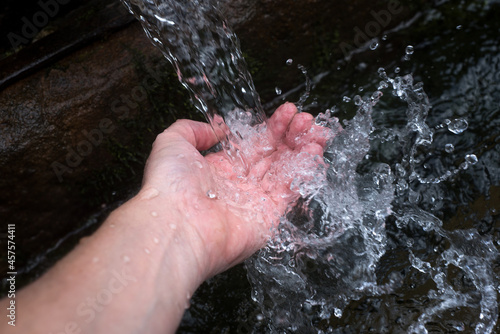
143 102 334 278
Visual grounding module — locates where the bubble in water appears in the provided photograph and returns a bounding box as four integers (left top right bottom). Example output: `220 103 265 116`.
382 34 388 40
456 25 463 30
448 118 468 134
465 154 478 165
275 87 282 95
444 143 454 153
286 58 293 66
343 96 351 102
370 41 379 50
394 67 401 73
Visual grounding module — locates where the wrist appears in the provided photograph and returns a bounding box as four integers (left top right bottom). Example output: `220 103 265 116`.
112 188 211 285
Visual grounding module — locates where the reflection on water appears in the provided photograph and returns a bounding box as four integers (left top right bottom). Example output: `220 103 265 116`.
125 0 499 333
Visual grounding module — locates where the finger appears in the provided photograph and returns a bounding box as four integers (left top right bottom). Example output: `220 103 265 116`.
300 142 324 156
287 121 333 150
247 157 273 182
300 124 332 148
284 112 314 148
267 102 298 141
162 119 220 151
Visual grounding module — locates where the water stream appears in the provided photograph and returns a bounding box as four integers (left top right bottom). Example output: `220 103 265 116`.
121 0 266 168
122 0 499 332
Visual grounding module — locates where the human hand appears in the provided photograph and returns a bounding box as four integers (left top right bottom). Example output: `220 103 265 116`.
137 102 333 280
1 103 335 334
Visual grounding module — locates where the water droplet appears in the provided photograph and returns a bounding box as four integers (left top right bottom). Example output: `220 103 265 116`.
275 87 282 95
394 67 401 74
193 161 203 169
177 154 185 158
170 224 177 230
286 58 293 66
456 25 462 30
377 67 387 79
460 161 469 170
256 314 264 321
370 41 379 50
405 45 414 55
353 95 363 106
153 237 159 244
382 34 388 40
448 118 468 134
465 154 478 165
444 143 454 153
206 190 217 199
378 81 389 90
371 91 383 102
407 238 414 247
343 96 351 102
334 308 343 318
151 211 158 217
144 248 150 254
123 255 130 263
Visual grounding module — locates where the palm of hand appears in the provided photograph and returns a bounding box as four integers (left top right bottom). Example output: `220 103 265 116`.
143 103 332 276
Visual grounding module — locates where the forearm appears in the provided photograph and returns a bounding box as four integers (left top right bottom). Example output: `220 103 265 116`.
1 192 204 334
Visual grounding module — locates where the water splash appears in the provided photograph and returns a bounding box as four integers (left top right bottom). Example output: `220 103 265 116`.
245 73 499 333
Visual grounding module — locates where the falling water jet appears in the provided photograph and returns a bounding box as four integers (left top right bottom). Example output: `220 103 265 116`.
121 0 266 171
